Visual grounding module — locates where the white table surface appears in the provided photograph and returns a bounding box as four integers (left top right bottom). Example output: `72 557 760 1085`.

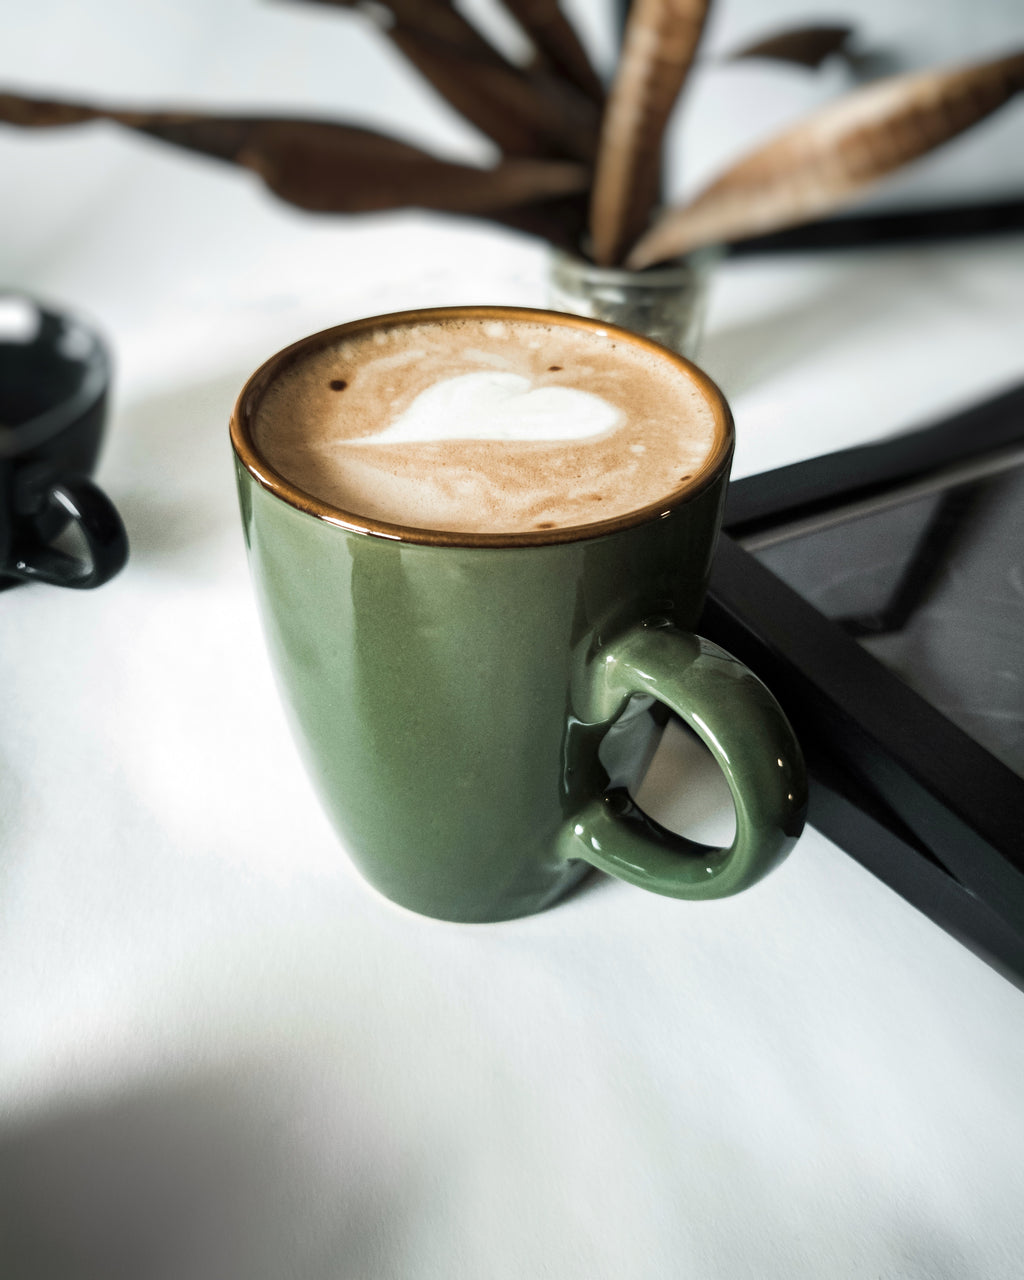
3 5 1024 1276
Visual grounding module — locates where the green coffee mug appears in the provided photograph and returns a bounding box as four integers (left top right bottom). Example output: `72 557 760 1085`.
230 306 806 923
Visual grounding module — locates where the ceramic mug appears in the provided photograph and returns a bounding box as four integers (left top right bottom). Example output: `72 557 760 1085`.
230 306 806 923
0 295 128 591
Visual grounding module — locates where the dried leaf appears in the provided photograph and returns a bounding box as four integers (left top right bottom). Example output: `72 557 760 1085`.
725 24 854 70
589 0 711 266
284 0 509 67
0 94 588 215
386 23 600 160
237 121 589 212
0 94 98 126
628 50 1024 268
498 0 605 102
492 192 589 250
383 0 507 62
282 0 599 159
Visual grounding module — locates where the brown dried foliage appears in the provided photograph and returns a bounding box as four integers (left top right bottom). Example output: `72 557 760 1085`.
385 24 599 160
2 5 1023 266
286 0 599 159
498 0 605 102
292 0 508 64
628 50 1024 268
0 94 588 214
588 0 711 266
726 24 854 69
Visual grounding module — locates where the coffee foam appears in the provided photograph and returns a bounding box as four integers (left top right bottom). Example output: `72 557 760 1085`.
252 315 719 535
348 371 622 445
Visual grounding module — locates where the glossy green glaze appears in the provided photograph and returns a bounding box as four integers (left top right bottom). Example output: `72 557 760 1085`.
562 623 805 897
235 457 806 922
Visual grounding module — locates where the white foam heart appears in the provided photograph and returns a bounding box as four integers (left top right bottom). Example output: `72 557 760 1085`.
348 371 621 445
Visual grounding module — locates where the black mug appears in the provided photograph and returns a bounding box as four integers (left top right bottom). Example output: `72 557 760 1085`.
0 295 128 590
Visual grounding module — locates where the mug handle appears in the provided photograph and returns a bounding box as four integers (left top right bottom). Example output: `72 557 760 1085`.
10 475 129 589
558 620 807 900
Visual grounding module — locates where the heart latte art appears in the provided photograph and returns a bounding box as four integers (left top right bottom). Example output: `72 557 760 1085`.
252 315 719 535
349 371 622 445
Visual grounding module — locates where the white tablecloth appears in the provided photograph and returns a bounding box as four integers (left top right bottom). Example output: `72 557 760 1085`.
3 3 1024 1275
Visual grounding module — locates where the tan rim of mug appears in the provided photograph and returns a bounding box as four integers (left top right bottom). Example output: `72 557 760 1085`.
229 305 735 549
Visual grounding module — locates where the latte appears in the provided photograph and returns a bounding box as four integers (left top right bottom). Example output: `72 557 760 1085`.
251 311 721 535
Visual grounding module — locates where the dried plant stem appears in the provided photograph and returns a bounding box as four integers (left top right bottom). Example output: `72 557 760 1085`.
285 0 598 159
492 192 589 250
589 0 711 266
498 0 605 102
0 95 588 215
385 24 599 160
724 24 854 70
628 50 1024 268
288 0 509 66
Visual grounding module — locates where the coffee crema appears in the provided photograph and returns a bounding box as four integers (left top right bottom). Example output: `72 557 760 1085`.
251 314 720 535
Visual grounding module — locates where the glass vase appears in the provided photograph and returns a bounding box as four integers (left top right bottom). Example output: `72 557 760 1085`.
546 247 719 360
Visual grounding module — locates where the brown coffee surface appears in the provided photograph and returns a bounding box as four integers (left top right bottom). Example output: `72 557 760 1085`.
252 315 719 534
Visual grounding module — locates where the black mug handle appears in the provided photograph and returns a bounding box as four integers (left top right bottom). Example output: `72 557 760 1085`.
10 475 129 589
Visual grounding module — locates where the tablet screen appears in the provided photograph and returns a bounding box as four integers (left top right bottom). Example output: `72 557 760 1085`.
751 454 1024 778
